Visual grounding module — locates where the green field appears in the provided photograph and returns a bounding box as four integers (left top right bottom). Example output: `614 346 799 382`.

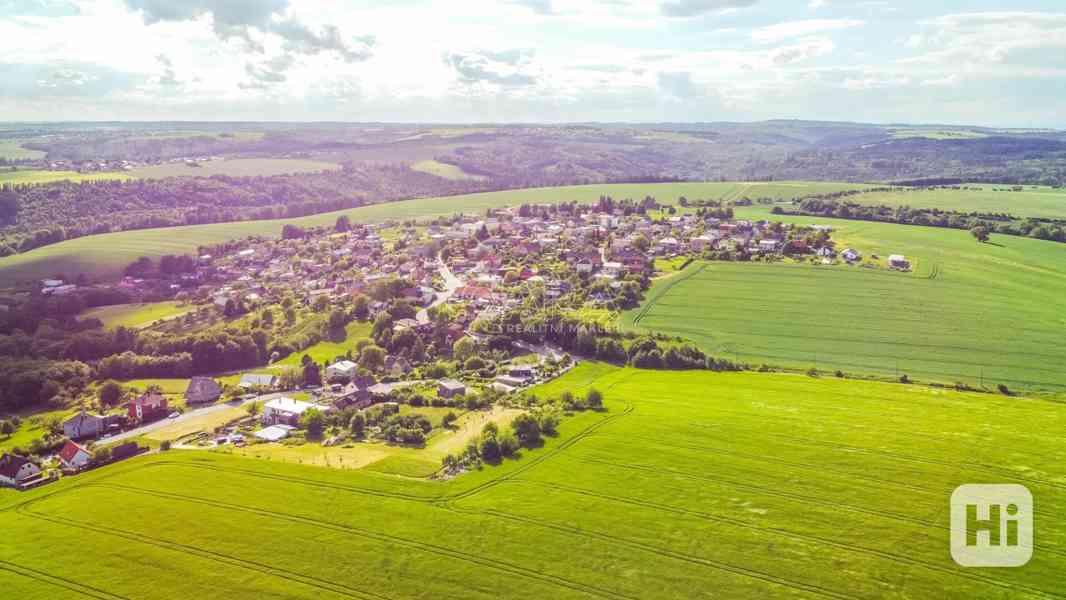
624 205 1066 390
0 169 131 185
271 322 373 367
410 160 487 181
126 158 340 179
0 181 869 285
845 185 1066 220
2 363 1064 598
80 301 195 329
0 139 46 160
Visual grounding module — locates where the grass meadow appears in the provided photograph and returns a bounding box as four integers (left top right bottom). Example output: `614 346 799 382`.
0 181 869 285
80 301 195 329
0 170 132 185
0 140 46 160
625 205 1066 390
2 363 1064 599
844 185 1066 220
410 159 487 181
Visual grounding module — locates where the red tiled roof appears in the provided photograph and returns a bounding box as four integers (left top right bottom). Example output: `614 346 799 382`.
58 440 88 464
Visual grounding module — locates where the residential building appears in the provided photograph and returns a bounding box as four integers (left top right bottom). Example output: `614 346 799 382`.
0 453 40 487
185 377 222 405
58 441 92 471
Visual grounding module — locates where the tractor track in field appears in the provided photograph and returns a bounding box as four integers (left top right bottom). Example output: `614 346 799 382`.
684 424 1066 496
22 484 629 600
573 456 936 526
15 502 390 600
571 456 1066 559
447 504 860 600
629 262 707 327
584 432 939 495
488 479 1063 600
604 431 1066 502
0 559 132 600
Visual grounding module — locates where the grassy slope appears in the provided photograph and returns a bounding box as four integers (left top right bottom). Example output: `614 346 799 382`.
847 185 1066 220
0 139 46 160
624 205 1066 390
410 159 487 181
270 322 373 367
80 301 195 329
2 364 1063 599
126 158 340 179
0 170 131 185
0 181 869 285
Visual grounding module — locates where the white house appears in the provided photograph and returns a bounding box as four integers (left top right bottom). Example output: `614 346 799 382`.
262 397 319 427
325 360 358 382
0 453 40 487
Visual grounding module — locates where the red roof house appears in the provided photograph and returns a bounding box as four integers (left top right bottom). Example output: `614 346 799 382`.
58 441 92 471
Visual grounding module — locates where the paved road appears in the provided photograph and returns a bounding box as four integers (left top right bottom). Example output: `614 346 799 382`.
102 392 285 445
417 257 464 323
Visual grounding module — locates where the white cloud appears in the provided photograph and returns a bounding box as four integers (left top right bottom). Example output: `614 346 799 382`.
752 18 865 43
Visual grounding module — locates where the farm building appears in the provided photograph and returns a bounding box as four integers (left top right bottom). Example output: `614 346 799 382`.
889 255 911 269
110 442 142 461
0 453 41 488
239 373 278 389
262 397 320 427
127 391 168 424
185 377 222 405
495 375 529 388
437 379 466 398
325 360 358 382
58 441 92 471
254 424 295 442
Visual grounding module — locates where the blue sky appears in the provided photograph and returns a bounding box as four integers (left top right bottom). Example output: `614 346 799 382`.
1 0 1064 127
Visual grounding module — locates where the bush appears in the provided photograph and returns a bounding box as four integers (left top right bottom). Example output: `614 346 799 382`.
899 374 911 384
997 383 1011 396
441 411 458 429
586 388 603 409
498 431 520 457
478 434 502 463
834 370 844 378
537 412 560 436
511 413 541 447
160 440 172 451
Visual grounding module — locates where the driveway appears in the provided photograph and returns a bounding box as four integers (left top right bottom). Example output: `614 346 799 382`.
102 391 285 445
417 256 464 323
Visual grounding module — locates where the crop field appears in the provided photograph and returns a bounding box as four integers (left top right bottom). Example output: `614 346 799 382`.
80 301 195 329
0 181 869 285
844 185 1066 220
126 158 341 179
0 169 131 185
2 364 1064 599
625 207 1066 390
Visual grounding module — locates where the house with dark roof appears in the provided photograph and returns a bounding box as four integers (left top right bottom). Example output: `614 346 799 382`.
0 453 40 488
239 373 278 390
185 377 222 405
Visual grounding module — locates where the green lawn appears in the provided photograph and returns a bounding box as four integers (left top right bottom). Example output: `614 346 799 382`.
2 363 1063 598
271 322 373 367
80 301 195 329
0 181 869 285
624 206 1066 390
844 185 1066 220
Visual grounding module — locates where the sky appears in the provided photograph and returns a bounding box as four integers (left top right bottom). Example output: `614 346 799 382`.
1 0 1064 127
